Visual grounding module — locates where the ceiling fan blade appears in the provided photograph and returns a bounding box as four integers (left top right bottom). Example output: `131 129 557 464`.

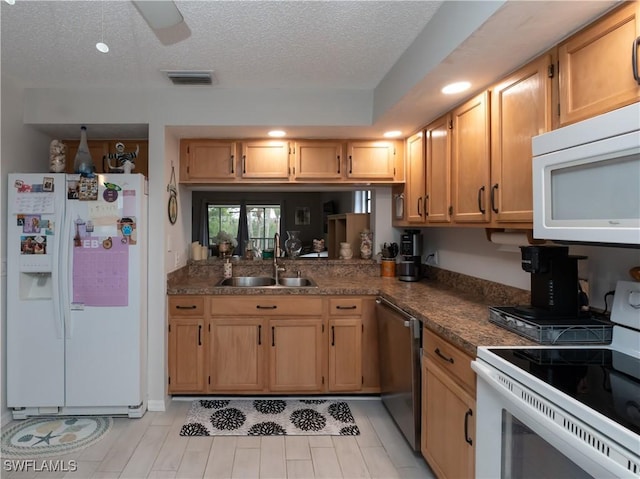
132 0 191 45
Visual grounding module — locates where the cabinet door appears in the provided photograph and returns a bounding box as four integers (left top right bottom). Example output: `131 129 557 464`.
425 114 452 223
209 319 265 392
451 92 491 223
294 141 343 180
558 2 640 126
490 53 553 224
269 319 324 392
64 140 149 177
168 318 205 393
63 140 110 174
422 357 475 479
328 318 362 391
361 298 380 392
241 140 290 179
180 140 236 181
405 132 426 223
346 141 396 179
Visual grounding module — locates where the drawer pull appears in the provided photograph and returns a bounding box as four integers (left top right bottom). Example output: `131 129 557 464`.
175 305 197 310
336 305 357 310
257 305 277 310
464 408 473 445
435 348 454 364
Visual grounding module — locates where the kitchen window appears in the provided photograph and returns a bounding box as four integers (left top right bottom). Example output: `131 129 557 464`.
206 203 281 254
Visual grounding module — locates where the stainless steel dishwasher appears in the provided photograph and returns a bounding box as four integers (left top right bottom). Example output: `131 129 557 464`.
376 296 422 451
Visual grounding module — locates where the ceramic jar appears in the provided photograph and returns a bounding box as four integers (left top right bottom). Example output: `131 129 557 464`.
339 242 353 259
360 230 373 259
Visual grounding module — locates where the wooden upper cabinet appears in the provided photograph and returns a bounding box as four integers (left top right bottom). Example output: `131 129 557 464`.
293 141 343 180
64 139 149 178
451 92 491 223
346 141 397 179
240 140 290 179
425 114 452 224
490 53 553 224
558 1 640 127
405 132 426 223
180 140 237 181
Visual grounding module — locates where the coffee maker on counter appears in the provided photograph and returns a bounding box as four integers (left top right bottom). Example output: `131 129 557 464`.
398 229 423 282
489 245 613 344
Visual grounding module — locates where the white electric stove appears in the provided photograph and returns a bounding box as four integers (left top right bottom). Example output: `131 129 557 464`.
472 280 640 478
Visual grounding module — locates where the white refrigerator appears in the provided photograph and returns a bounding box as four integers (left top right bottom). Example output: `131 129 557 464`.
7 173 147 419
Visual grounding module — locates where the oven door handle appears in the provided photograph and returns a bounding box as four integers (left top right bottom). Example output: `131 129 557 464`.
471 360 636 479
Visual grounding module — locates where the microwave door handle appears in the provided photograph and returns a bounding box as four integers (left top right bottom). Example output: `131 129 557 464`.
633 36 640 85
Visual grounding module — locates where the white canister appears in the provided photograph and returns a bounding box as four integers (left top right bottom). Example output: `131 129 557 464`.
339 242 353 259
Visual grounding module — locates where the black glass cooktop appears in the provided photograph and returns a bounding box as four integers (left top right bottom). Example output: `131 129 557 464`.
489 347 640 436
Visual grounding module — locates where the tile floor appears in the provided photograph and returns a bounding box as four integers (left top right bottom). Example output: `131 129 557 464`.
4 398 436 479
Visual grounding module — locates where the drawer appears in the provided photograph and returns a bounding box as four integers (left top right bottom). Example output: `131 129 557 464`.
423 328 475 394
168 296 205 316
329 297 362 315
211 296 323 316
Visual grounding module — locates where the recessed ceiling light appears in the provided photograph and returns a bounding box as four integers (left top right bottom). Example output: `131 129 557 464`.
4 0 16 5
383 131 402 138
268 130 286 138
442 81 471 95
96 42 109 53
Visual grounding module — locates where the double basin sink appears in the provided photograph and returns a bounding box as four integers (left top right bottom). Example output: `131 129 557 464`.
216 276 317 288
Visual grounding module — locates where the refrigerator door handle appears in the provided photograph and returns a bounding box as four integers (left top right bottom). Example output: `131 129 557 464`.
52 196 66 339
61 201 73 338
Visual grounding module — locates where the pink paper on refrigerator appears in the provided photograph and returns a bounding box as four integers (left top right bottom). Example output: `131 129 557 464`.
72 237 129 306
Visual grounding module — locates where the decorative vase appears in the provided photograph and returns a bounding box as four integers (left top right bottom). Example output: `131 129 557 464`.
285 230 302 258
73 126 95 176
339 242 353 259
49 139 66 173
360 230 373 259
218 241 232 258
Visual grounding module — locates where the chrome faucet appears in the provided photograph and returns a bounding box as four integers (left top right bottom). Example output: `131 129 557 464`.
273 232 285 282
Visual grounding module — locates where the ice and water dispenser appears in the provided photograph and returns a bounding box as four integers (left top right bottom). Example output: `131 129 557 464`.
19 254 54 300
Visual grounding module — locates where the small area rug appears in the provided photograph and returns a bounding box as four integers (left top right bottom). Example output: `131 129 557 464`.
1 416 113 458
180 399 360 436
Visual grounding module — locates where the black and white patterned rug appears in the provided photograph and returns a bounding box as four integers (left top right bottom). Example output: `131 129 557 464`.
180 399 360 436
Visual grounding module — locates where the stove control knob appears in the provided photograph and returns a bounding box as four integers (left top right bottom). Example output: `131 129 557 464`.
629 291 640 309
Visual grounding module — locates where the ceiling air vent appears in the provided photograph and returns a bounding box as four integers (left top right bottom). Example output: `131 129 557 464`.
164 70 216 86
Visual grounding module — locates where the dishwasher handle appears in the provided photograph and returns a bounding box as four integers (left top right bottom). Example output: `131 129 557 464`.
377 297 421 339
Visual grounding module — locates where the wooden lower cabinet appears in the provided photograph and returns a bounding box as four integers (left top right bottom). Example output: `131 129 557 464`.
421 328 475 479
208 318 265 392
168 294 379 395
269 319 325 392
168 318 205 393
328 318 362 391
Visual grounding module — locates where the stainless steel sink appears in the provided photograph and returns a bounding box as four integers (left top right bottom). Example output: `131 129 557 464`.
278 277 316 287
216 276 317 288
217 276 276 287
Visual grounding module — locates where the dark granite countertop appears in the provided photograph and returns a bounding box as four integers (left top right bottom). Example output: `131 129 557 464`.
167 267 534 355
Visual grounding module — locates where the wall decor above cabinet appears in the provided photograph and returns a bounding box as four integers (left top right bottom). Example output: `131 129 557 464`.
179 138 403 185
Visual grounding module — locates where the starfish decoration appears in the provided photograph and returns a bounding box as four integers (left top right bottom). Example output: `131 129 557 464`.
33 430 59 445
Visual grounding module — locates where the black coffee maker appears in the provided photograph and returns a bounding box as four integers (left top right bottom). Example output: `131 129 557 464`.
519 245 584 318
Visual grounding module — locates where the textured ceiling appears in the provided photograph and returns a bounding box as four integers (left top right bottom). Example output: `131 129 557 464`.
1 0 618 139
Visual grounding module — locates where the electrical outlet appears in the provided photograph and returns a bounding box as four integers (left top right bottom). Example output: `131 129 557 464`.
426 251 439 266
433 251 439 266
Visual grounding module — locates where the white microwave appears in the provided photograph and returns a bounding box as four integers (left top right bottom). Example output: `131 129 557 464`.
532 102 640 246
